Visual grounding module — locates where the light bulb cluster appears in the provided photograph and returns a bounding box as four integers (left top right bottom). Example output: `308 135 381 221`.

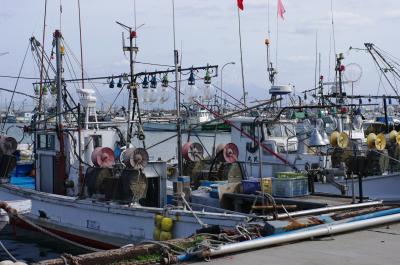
185 69 216 103
106 67 216 104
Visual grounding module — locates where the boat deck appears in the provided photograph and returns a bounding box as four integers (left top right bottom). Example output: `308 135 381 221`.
221 192 365 212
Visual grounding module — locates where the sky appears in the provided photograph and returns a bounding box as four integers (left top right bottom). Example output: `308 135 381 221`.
0 0 399 111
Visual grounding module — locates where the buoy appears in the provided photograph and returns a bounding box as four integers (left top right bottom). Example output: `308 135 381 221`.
154 214 163 228
153 227 161 241
389 130 398 143
160 231 172 241
161 217 174 232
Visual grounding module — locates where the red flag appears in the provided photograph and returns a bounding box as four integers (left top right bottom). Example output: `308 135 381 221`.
277 0 286 19
237 0 244 10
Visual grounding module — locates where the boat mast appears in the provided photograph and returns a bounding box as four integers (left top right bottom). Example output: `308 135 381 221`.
116 21 140 146
172 0 183 175
55 30 63 125
126 27 134 145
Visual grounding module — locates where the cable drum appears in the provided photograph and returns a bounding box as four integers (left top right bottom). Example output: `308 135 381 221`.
0 135 18 155
91 147 115 168
182 142 204 162
122 147 149 170
215 143 239 163
223 143 239 163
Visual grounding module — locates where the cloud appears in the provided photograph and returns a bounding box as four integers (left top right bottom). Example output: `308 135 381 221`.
383 10 400 19
0 12 11 23
333 11 373 27
290 10 373 35
284 55 313 63
113 59 129 67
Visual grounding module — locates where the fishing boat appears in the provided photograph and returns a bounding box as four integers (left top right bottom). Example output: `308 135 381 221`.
0 29 252 249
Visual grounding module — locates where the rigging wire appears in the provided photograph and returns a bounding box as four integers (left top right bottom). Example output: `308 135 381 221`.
1 42 31 132
62 40 106 102
59 0 62 31
38 0 48 113
330 0 336 55
267 0 270 37
77 0 85 89
0 87 38 100
0 241 17 262
329 0 336 82
328 33 332 81
275 0 279 71
0 75 43 80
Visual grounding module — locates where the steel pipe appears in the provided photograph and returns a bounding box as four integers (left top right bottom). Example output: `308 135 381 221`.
272 200 383 220
209 212 400 257
177 208 400 262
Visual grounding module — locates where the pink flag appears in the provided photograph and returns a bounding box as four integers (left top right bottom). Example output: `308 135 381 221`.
277 0 286 19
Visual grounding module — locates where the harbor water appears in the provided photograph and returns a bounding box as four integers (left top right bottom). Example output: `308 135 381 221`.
0 125 231 262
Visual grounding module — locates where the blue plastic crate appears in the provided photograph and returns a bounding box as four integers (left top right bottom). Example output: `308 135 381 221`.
199 180 227 187
242 179 260 194
272 177 309 197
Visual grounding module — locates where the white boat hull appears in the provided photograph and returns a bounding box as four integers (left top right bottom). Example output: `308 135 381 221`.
0 199 31 231
315 173 400 201
0 184 246 249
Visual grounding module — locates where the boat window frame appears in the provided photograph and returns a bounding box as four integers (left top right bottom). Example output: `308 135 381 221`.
241 123 255 138
37 133 56 150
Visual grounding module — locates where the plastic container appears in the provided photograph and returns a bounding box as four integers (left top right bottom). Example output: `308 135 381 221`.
272 177 309 197
276 172 306 179
261 178 272 194
242 179 260 194
209 184 220 198
199 180 227 187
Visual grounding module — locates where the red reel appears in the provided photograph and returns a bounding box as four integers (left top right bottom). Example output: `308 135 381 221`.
182 142 204 162
91 147 115 168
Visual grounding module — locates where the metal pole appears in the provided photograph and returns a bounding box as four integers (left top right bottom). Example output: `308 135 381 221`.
209 212 400 257
77 0 84 90
77 103 84 194
55 30 63 125
220 62 235 113
358 173 364 203
237 8 247 106
383 95 389 133
177 209 400 262
126 28 134 145
172 0 183 175
257 119 265 214
271 200 382 220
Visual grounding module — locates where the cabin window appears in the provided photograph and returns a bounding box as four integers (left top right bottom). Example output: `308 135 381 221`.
265 124 283 137
262 142 277 156
241 123 256 138
282 124 296 137
47 135 55 149
37 134 56 150
91 135 102 148
38 134 47 149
